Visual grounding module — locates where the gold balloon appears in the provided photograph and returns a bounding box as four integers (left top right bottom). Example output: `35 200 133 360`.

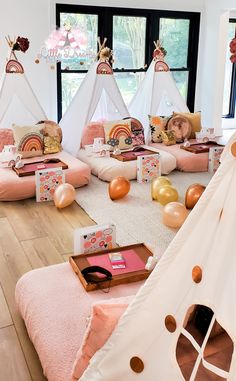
156 185 179 206
163 202 189 228
53 183 76 209
185 183 206 209
151 176 172 200
108 177 130 200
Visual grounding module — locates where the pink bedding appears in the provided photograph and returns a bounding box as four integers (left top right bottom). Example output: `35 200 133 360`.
15 263 143 381
0 151 91 201
150 142 209 172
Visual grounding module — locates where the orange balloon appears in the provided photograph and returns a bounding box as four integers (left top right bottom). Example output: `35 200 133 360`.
185 183 206 209
108 177 130 200
156 185 179 206
163 202 189 228
53 183 76 208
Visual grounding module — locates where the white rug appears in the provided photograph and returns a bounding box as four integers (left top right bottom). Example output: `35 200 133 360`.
76 171 212 253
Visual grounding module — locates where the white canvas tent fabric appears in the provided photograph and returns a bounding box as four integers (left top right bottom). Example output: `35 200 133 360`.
129 60 189 141
60 61 129 157
80 139 236 381
0 64 47 129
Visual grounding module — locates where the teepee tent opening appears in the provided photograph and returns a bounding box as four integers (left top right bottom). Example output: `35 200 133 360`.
79 140 236 381
0 37 47 129
60 39 130 157
129 42 189 142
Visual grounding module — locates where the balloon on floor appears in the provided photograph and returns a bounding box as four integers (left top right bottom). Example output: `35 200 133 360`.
108 176 130 200
156 184 179 205
151 176 171 200
185 183 206 209
53 183 76 208
163 202 188 228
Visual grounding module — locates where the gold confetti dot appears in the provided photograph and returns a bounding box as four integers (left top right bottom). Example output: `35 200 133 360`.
165 315 177 333
192 266 202 284
231 142 236 157
130 357 144 373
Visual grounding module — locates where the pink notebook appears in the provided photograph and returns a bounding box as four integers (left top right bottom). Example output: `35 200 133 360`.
87 249 145 276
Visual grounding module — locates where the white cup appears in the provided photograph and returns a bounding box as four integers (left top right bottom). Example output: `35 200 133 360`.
93 137 104 152
93 137 104 146
3 145 16 154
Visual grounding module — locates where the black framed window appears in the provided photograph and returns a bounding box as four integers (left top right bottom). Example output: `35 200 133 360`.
223 19 236 119
56 4 200 121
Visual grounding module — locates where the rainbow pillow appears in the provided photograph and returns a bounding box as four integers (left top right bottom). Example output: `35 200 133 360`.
104 119 133 150
12 124 44 158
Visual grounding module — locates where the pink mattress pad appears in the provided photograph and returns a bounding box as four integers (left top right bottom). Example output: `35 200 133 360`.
0 151 91 201
150 142 209 172
15 263 143 381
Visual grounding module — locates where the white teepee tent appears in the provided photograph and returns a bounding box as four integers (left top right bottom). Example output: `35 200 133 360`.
80 139 236 381
129 45 189 142
0 44 47 129
60 42 129 157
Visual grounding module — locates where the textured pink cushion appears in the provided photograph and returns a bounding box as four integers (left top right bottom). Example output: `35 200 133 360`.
0 129 14 151
151 142 209 172
0 150 91 201
81 122 105 148
72 296 133 380
15 263 143 381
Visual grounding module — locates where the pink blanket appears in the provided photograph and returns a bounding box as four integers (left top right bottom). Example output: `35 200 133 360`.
15 263 143 381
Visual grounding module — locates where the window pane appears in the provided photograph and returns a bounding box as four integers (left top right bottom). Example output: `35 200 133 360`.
59 13 98 70
113 16 146 69
159 18 190 68
172 71 188 101
61 73 85 115
114 72 145 105
223 22 236 115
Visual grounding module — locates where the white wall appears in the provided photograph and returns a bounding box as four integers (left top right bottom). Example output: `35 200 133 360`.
0 0 205 121
200 0 236 135
53 0 204 12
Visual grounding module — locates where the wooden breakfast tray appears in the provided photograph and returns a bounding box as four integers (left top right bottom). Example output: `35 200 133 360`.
13 159 68 177
180 141 224 154
111 148 159 162
69 243 153 291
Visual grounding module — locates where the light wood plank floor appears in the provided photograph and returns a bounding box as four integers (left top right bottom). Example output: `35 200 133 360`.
0 199 94 381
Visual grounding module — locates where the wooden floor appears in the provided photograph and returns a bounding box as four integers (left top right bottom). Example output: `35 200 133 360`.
0 198 95 381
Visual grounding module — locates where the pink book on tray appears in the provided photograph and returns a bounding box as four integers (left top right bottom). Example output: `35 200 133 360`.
87 249 145 276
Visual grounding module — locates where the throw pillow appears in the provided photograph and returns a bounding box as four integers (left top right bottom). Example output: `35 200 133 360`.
123 117 145 146
149 115 170 143
0 129 14 152
12 124 44 158
37 121 62 154
173 112 201 139
104 119 133 150
38 120 62 142
161 130 176 146
81 122 105 148
43 136 62 155
167 115 192 143
72 295 134 380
